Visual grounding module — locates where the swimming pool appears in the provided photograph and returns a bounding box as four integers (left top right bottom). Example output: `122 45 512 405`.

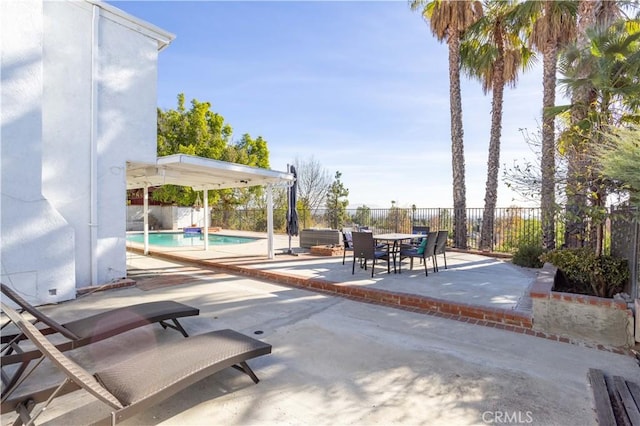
126 232 258 247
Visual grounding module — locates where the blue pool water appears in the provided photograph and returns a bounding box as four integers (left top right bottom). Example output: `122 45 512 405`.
126 232 257 247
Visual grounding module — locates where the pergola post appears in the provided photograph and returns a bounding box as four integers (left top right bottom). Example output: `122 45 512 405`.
143 184 149 255
203 189 209 251
267 185 274 259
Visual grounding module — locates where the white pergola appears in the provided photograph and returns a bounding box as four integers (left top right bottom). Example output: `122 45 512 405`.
126 154 294 258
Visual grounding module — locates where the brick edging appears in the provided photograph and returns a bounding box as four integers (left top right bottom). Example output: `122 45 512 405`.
448 247 514 259
125 248 634 356
126 247 529 324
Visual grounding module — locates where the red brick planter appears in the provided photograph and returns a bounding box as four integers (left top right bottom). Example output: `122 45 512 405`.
310 245 344 256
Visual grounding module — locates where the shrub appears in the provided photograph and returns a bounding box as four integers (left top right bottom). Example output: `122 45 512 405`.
512 243 544 268
540 248 629 298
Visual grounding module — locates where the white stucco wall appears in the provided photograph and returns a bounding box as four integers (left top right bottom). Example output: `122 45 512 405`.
42 1 160 288
1 0 76 304
126 206 210 231
1 0 172 304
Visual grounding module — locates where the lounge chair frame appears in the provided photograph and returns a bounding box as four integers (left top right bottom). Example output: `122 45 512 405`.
1 302 271 426
1 283 199 399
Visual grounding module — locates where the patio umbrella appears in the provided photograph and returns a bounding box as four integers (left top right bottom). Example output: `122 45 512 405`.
284 165 298 255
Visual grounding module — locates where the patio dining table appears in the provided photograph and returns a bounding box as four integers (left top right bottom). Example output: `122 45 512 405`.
373 233 421 274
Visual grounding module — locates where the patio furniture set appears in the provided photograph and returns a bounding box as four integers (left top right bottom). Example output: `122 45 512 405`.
0 283 271 425
341 227 448 277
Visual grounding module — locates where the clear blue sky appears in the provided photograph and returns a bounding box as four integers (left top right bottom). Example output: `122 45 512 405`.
111 0 544 209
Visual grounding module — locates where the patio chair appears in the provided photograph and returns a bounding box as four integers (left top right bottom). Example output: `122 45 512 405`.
357 227 388 250
403 225 431 250
341 228 353 265
411 225 430 235
434 230 449 271
1 282 199 397
351 231 393 277
0 302 272 425
399 231 438 276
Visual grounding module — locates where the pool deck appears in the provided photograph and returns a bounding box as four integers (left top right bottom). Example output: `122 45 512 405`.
125 230 537 332
3 231 640 425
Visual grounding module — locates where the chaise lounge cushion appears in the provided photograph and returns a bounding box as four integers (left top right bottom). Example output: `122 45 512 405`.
63 301 199 341
1 302 273 425
1 283 200 399
95 329 272 406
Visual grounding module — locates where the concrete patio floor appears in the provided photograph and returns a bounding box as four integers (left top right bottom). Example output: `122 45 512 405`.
3 231 640 425
124 230 537 313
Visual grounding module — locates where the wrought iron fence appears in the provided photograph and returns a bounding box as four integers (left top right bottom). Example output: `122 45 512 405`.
210 206 638 255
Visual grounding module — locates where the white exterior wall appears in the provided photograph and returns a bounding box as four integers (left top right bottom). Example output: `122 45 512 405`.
126 206 210 231
42 1 159 287
1 0 76 304
1 0 170 304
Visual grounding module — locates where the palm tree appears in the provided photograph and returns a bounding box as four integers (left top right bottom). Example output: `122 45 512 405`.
564 0 622 248
461 0 534 251
410 0 483 249
558 18 640 254
514 0 578 250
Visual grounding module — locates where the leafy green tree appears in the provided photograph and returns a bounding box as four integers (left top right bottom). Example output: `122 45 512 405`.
326 171 349 230
410 0 483 249
390 205 412 233
494 207 542 252
596 125 640 207
353 205 372 228
437 208 453 236
157 93 231 158
247 186 288 232
388 201 401 232
152 94 271 211
461 0 534 251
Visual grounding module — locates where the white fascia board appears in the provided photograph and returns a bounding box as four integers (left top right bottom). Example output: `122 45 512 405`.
126 156 294 190
158 154 294 184
85 0 175 51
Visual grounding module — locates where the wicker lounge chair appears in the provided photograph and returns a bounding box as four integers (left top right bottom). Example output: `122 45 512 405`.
1 283 199 397
0 301 272 425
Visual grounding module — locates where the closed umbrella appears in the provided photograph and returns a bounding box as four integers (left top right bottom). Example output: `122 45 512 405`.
284 165 298 255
